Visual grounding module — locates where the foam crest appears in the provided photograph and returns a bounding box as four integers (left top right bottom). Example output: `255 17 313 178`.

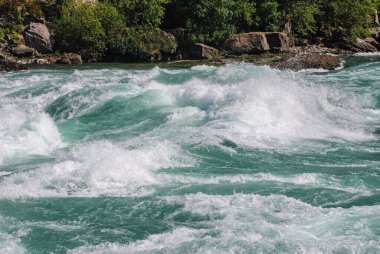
138 65 374 149
0 140 192 198
0 102 63 165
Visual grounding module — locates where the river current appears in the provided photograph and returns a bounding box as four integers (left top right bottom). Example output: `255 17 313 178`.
0 57 379 253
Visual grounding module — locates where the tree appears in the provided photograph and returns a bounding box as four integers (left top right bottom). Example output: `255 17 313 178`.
164 0 255 46
319 0 379 41
103 0 170 28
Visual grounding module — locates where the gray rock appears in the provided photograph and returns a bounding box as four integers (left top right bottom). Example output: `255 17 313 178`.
364 37 380 50
189 43 219 60
12 45 36 57
23 22 53 53
225 32 269 54
351 38 378 52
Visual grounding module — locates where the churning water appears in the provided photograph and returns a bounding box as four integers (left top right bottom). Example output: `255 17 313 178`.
0 58 379 253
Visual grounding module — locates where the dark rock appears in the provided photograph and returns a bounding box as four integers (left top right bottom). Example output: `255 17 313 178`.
225 32 269 54
265 32 290 52
12 45 36 57
273 53 342 71
294 38 309 47
23 15 45 25
188 43 219 60
0 60 27 71
146 51 162 62
23 22 53 53
165 28 187 46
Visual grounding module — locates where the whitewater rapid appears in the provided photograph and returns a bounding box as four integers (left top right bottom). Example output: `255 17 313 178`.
0 61 379 253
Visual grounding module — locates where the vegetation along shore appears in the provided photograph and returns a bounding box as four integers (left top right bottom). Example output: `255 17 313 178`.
1 0 380 71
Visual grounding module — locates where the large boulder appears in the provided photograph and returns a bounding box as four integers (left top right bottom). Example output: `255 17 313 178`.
189 43 219 60
12 45 36 57
23 22 53 53
264 32 290 52
225 32 269 54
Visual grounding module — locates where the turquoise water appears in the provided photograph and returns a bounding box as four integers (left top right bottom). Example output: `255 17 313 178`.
0 58 379 253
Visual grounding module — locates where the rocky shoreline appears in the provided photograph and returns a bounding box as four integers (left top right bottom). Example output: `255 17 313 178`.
0 23 378 72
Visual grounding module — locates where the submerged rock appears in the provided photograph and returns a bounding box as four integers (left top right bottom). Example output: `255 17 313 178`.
23 22 53 54
273 53 341 71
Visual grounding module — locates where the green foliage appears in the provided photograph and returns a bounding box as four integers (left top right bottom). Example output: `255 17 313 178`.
103 0 169 28
2 0 379 60
164 0 255 46
0 0 53 19
287 1 319 38
54 0 125 58
255 0 281 32
320 0 379 41
124 28 177 60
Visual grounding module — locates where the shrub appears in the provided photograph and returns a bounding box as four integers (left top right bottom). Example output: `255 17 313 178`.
124 28 177 60
53 0 125 59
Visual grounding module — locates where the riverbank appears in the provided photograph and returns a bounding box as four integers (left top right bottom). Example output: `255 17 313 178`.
0 44 351 72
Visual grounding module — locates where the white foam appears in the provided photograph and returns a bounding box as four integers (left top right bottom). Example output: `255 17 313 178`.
136 65 374 150
70 193 380 253
0 102 63 165
354 52 380 56
0 233 25 254
161 172 371 195
0 140 193 198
